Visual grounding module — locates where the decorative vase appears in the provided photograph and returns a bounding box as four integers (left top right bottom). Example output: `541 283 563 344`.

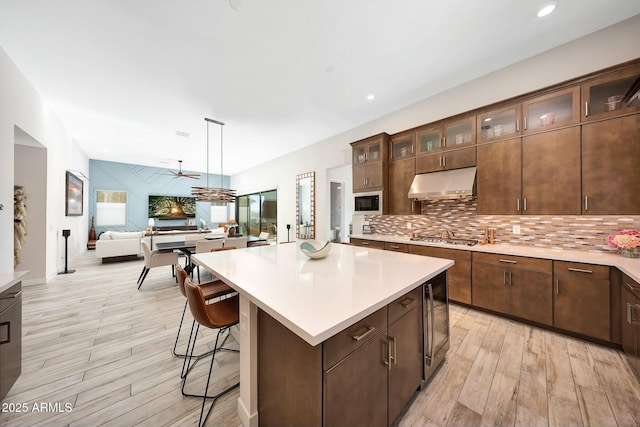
621 248 637 258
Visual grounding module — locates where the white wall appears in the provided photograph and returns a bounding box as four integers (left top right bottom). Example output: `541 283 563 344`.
231 16 640 243
0 46 89 281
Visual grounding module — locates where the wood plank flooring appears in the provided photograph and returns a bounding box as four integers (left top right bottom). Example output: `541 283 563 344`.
2 251 639 426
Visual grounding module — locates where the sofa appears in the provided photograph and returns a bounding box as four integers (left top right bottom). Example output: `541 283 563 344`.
95 231 145 262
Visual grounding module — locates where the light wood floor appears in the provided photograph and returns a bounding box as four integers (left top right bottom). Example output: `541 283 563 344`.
2 251 639 426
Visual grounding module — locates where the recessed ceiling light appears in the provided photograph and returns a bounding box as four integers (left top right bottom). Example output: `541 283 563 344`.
102 148 109 153
366 94 375 101
175 130 190 137
537 2 557 17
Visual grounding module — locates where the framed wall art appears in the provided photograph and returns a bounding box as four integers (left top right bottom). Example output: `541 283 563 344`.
65 171 84 216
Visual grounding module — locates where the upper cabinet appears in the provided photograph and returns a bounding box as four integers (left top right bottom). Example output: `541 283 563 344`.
390 131 416 161
582 64 640 121
522 86 581 133
477 86 580 143
478 105 521 143
415 115 476 174
351 133 389 193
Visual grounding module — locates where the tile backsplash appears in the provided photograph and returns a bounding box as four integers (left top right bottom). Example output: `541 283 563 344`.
363 197 640 253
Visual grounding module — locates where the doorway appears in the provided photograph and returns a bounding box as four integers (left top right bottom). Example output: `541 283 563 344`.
236 189 277 243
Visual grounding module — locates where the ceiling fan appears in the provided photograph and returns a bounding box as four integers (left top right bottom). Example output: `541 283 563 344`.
165 160 200 179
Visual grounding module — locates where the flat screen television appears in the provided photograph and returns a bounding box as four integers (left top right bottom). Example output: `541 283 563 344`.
148 195 196 219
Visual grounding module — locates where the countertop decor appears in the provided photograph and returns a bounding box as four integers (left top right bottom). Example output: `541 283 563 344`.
606 229 640 258
300 239 331 259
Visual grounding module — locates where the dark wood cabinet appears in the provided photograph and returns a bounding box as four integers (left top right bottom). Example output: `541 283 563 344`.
472 253 552 325
476 137 521 215
324 328 389 427
522 126 582 214
384 242 409 252
350 238 385 250
258 286 425 427
390 131 415 161
415 147 476 174
351 133 389 193
387 293 422 424
477 126 582 215
621 274 640 379
388 158 418 215
582 114 640 215
554 261 611 341
582 64 640 121
409 245 472 305
415 115 476 174
0 282 22 401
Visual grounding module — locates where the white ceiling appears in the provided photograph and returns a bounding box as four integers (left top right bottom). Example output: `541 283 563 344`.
1 0 639 175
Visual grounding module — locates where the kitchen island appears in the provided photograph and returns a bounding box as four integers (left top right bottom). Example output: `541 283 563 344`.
192 242 453 427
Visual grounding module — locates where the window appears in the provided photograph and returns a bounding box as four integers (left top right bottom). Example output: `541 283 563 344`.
236 189 277 242
96 190 127 226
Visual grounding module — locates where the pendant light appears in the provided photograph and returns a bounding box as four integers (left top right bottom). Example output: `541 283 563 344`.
191 117 236 203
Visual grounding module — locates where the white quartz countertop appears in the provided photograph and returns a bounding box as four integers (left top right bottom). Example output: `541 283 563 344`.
351 234 640 283
192 243 452 346
0 271 28 294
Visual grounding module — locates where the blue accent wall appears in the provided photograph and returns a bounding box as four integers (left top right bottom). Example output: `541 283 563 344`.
89 160 230 234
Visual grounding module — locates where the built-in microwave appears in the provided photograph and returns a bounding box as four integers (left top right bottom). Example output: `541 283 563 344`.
354 191 383 215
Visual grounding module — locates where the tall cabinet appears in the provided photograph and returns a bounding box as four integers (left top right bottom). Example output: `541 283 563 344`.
388 131 418 215
351 133 389 193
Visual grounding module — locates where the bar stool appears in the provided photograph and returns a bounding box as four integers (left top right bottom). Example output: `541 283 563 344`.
173 265 235 375
182 276 240 427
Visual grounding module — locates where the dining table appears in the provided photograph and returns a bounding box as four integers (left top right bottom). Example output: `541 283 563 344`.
155 241 197 274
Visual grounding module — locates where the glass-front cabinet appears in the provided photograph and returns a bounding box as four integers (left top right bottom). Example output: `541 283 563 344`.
478 104 521 143
353 138 383 165
443 116 475 150
416 125 441 156
522 86 580 133
582 65 640 121
390 131 415 160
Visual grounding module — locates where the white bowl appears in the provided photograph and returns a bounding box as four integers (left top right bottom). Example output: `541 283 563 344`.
300 240 332 259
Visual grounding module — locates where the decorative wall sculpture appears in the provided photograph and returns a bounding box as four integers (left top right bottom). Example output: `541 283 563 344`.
14 185 27 267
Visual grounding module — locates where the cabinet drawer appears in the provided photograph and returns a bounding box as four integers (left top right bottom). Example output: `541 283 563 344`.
350 238 385 250
623 274 640 299
0 283 21 313
553 261 609 280
409 245 471 261
323 306 387 370
388 286 421 324
473 252 552 272
384 242 409 252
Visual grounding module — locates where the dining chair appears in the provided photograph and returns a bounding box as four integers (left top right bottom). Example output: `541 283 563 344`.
173 266 235 373
182 276 240 427
137 240 179 289
195 239 224 283
224 236 247 248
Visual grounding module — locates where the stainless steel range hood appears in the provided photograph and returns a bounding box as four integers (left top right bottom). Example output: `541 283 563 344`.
408 167 476 200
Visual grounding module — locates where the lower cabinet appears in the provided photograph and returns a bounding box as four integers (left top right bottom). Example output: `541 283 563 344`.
258 287 424 427
409 245 472 305
0 282 22 401
621 274 640 379
553 261 610 341
472 253 553 325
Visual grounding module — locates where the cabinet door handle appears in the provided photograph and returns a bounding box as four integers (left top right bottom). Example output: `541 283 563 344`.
568 267 593 274
400 296 416 308
626 283 639 292
585 101 589 117
627 303 640 325
443 136 446 146
384 338 393 370
390 336 397 365
517 198 520 212
523 198 527 212
503 271 508 285
390 245 400 249
584 195 588 211
442 156 446 167
509 271 513 286
0 290 22 300
499 259 517 264
351 325 376 342
516 119 519 132
524 117 528 130
364 152 368 161
361 241 369 245
0 321 10 345
555 279 559 295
